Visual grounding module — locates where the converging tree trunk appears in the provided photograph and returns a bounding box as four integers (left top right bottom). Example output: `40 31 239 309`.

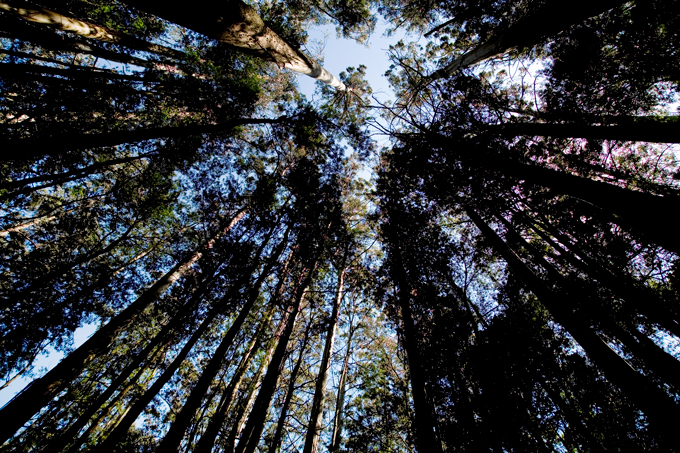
464 206 680 437
121 0 347 90
303 262 347 453
427 0 628 81
0 209 247 444
0 1 187 61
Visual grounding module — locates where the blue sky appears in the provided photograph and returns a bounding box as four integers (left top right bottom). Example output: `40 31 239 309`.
296 18 414 103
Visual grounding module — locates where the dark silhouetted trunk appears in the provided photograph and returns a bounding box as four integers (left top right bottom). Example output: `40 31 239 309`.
3 117 289 161
465 206 680 435
235 258 320 453
427 0 627 80
0 209 246 444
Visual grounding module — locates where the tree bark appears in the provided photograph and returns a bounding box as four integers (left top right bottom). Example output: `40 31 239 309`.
303 264 346 453
427 0 628 80
497 158 680 254
269 316 313 453
121 0 347 90
193 302 276 453
0 152 155 194
42 272 217 453
496 211 680 392
235 259 320 453
225 312 287 453
388 239 442 453
149 232 287 452
490 119 680 144
328 314 354 452
2 117 290 161
0 14 165 71
523 213 680 337
0 1 187 61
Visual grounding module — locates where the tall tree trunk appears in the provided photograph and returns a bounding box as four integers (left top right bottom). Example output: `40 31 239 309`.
0 209 246 444
497 211 680 392
269 316 314 453
3 117 289 161
385 220 443 453
465 206 680 435
193 302 277 453
0 14 165 71
0 152 154 193
303 264 347 453
42 271 218 453
235 257 320 453
495 158 680 253
121 0 347 90
126 232 286 451
63 341 172 453
0 61 149 83
5 220 139 309
328 312 355 452
523 212 680 337
0 1 187 61
225 312 287 453
427 0 627 80
490 119 680 144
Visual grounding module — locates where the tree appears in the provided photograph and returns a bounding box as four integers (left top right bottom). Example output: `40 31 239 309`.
3 0 680 451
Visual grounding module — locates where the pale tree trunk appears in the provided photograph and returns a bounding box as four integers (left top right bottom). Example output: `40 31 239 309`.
329 305 357 452
303 264 347 453
122 0 347 90
427 0 627 81
0 215 56 237
236 254 321 453
0 2 186 61
269 315 314 453
225 250 295 452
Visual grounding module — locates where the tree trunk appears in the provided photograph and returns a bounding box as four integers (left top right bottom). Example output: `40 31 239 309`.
63 340 171 453
386 226 442 453
498 158 680 253
235 259 320 453
523 212 680 337
223 249 296 452
465 206 680 435
0 1 187 61
427 0 628 80
121 0 347 90
193 302 276 453
497 211 680 392
0 152 155 196
0 61 149 83
303 264 346 453
146 233 287 452
42 272 218 453
0 14 165 71
328 314 355 452
226 308 290 452
0 209 246 444
3 117 290 161
491 120 680 144
269 316 313 453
